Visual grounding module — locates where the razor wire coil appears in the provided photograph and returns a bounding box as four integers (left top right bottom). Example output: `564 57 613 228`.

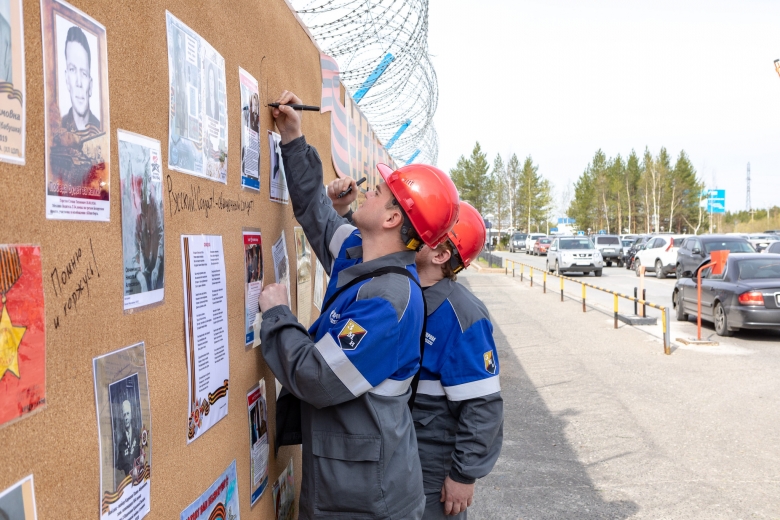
291 0 438 165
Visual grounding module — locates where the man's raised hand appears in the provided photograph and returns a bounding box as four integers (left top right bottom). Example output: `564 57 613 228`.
272 90 303 144
326 177 358 216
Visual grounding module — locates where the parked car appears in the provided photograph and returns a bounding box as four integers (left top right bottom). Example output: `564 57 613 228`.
546 236 603 276
634 234 690 278
592 235 622 267
624 235 653 270
747 234 779 253
525 233 546 254
509 232 527 253
672 253 780 336
532 237 552 256
620 234 638 242
764 242 780 254
675 235 755 278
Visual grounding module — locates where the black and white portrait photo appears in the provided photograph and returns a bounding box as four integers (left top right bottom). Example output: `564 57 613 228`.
109 373 143 485
56 17 100 131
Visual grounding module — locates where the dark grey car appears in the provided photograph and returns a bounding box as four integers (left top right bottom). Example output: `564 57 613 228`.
510 232 527 253
673 254 780 336
675 235 755 279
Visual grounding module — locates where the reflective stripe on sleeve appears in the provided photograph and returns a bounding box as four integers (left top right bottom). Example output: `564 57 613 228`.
369 376 414 396
443 376 501 401
329 224 357 260
417 379 446 396
314 333 372 397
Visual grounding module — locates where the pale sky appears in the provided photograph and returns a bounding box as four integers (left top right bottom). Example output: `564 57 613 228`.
428 0 780 215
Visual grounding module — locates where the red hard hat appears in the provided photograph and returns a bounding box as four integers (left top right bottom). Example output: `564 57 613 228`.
377 163 460 249
447 202 486 271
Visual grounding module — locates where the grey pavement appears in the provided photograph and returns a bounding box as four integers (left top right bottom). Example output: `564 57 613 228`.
458 269 780 520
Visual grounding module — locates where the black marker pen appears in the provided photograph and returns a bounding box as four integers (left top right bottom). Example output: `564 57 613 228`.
337 177 367 198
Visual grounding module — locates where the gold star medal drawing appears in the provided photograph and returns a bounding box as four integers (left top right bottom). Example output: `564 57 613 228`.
0 245 46 429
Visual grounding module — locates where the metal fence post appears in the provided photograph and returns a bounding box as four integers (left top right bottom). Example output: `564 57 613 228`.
614 293 618 329
530 267 533 287
634 287 638 315
560 275 564 302
663 308 671 355
543 271 547 293
582 284 586 312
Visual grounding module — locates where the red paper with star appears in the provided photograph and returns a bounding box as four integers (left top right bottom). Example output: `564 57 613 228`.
0 245 46 428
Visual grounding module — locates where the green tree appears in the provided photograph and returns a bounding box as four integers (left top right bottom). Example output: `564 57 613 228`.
449 142 490 215
506 154 522 230
517 156 549 232
488 154 509 237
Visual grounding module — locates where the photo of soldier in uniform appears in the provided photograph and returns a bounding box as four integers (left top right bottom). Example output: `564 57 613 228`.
109 374 144 484
42 0 110 221
93 342 151 520
119 130 165 312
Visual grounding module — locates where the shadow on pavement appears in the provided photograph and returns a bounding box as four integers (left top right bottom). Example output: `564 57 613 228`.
460 277 640 520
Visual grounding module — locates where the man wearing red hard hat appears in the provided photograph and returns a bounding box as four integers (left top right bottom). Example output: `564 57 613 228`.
258 90 460 520
329 187 504 518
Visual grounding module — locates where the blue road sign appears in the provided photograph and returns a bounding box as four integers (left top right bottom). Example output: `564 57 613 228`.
707 189 726 214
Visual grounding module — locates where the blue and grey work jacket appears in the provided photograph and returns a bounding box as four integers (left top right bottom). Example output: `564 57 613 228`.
414 278 504 493
260 136 426 519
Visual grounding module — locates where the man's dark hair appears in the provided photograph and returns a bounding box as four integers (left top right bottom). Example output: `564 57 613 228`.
65 25 91 70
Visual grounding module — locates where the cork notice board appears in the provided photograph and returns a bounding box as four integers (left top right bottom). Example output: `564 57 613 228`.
0 0 339 517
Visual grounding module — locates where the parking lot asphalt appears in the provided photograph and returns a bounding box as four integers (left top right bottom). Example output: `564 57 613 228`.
459 270 780 520
492 250 780 353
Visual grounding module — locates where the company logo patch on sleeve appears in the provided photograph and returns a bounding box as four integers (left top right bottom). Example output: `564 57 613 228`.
483 350 497 374
338 319 367 350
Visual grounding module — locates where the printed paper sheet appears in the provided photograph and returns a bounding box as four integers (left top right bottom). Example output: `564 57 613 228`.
0 475 38 520
294 227 312 326
181 234 229 443
180 460 239 520
246 380 269 506
268 130 288 204
0 0 26 165
239 67 260 190
42 0 111 221
243 228 262 346
92 342 152 520
118 130 164 312
0 245 46 428
272 232 291 309
166 11 228 183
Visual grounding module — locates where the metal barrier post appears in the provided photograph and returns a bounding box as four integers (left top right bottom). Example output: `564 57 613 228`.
560 275 564 302
520 266 523 282
543 271 547 293
662 307 670 354
642 289 647 318
582 284 586 312
530 267 533 287
663 308 671 355
634 287 638 315
614 293 619 329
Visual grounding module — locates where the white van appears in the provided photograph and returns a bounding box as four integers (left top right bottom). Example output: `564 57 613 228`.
525 233 546 254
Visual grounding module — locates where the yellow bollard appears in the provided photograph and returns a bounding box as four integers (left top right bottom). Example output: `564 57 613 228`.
614 293 618 329
530 267 533 287
582 284 586 312
560 275 564 302
543 271 547 293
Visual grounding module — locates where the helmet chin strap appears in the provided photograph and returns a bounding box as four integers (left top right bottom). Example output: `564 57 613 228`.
393 198 423 252
448 241 465 273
